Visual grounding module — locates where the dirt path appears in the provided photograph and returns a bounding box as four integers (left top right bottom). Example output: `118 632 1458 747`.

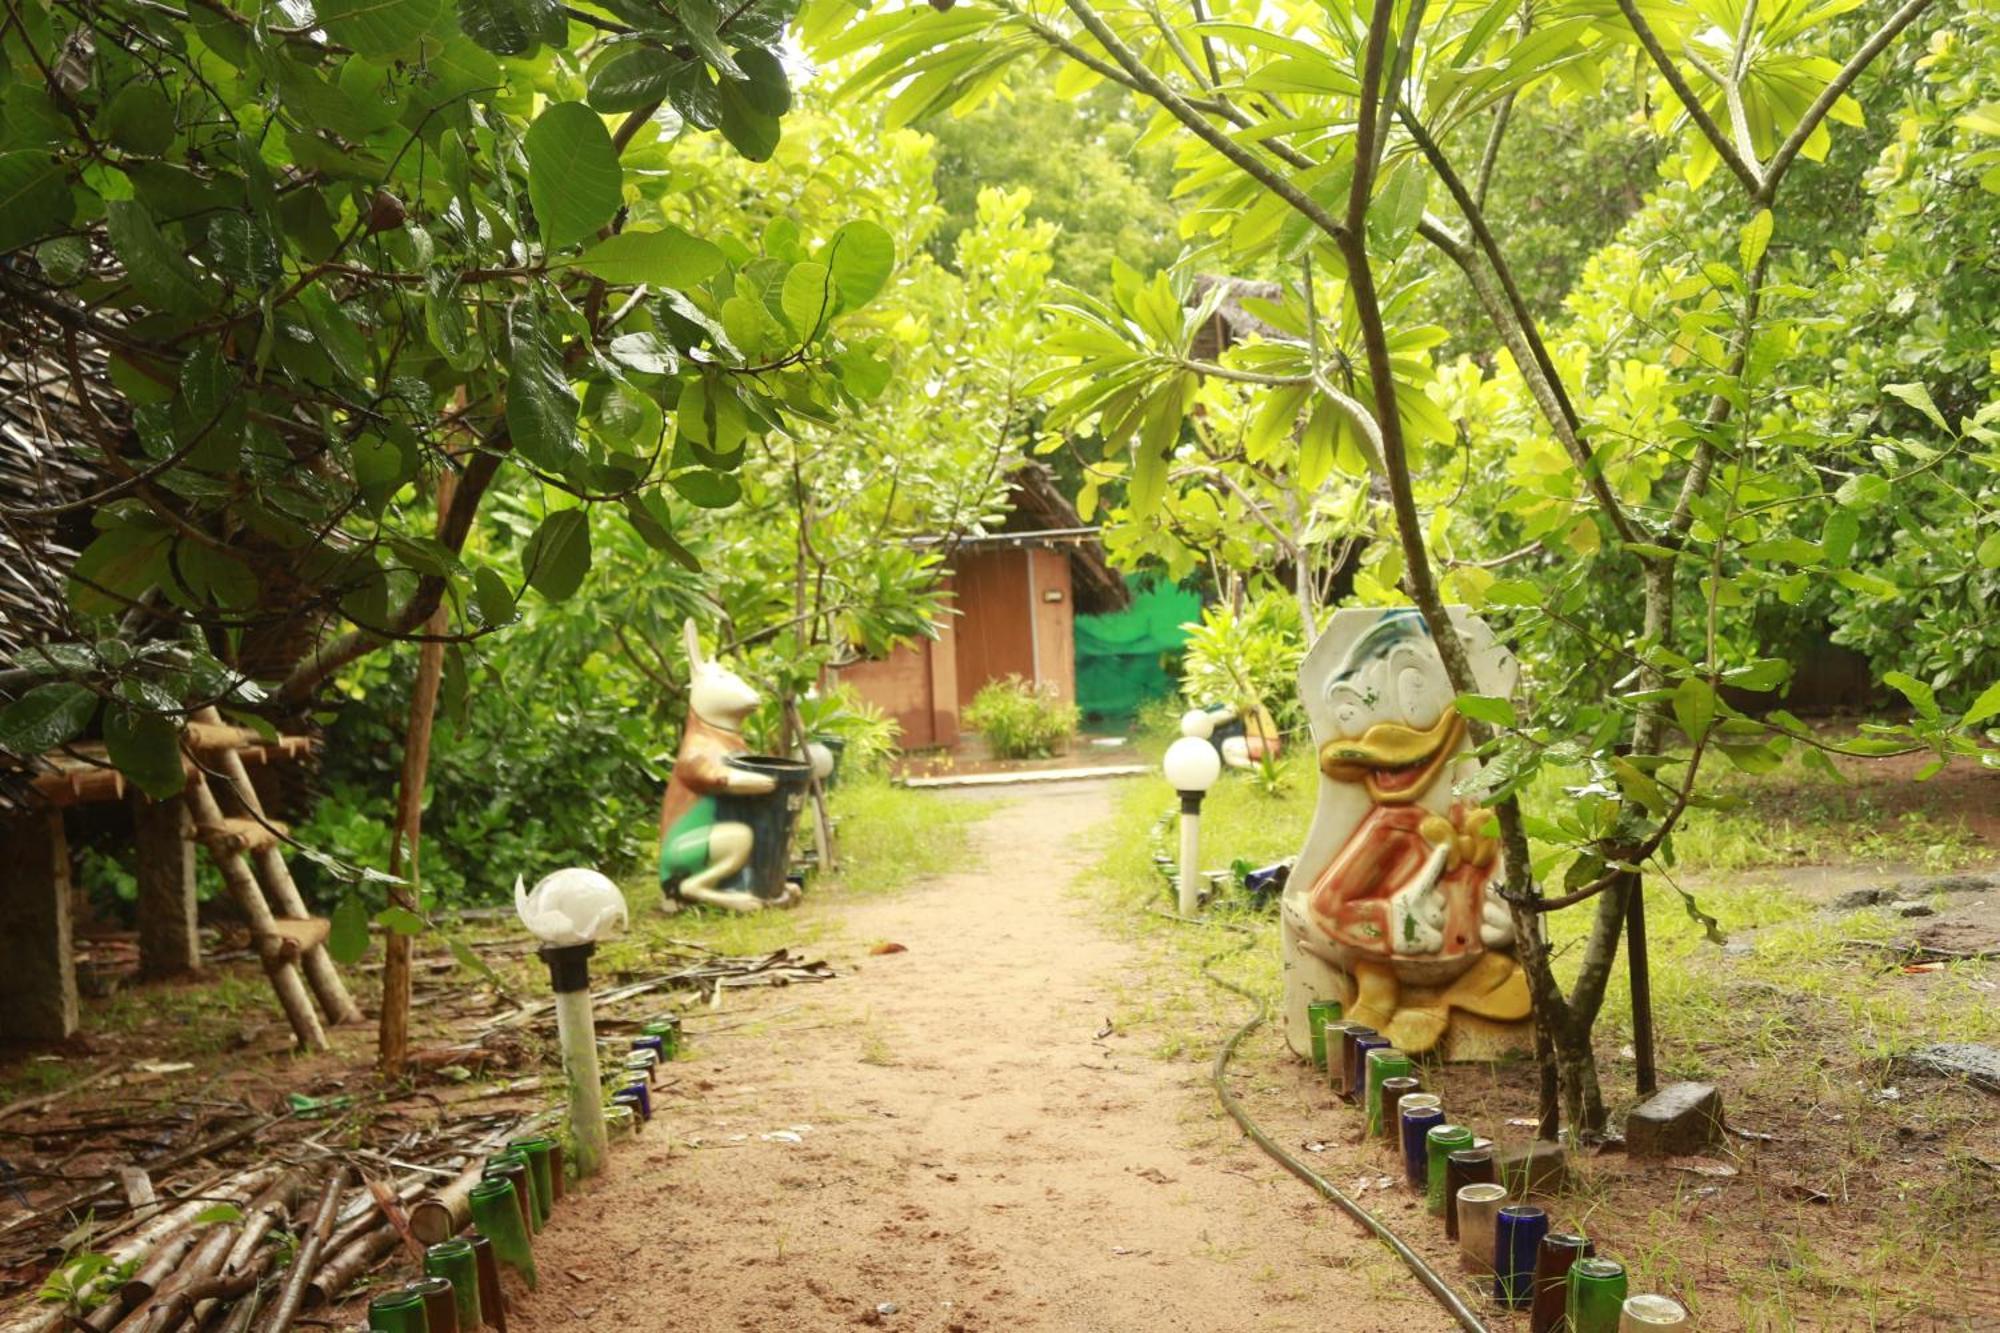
517 780 1451 1332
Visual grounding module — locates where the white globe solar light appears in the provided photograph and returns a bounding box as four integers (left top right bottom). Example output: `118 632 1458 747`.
805 740 836 781
1179 708 1215 740
1163 737 1222 916
517 868 628 1179
1164 735 1223 793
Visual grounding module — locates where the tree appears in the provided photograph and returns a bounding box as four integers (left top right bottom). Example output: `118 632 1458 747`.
813 0 2000 1134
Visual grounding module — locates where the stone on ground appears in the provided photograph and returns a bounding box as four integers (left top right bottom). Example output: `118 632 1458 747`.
1625 1081 1726 1158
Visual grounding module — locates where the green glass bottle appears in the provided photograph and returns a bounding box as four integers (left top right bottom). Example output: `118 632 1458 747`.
1568 1256 1628 1333
424 1238 484 1332
468 1177 537 1290
1424 1123 1475 1216
506 1137 558 1224
367 1287 431 1333
481 1157 536 1235
1306 1000 1342 1068
1363 1047 1412 1136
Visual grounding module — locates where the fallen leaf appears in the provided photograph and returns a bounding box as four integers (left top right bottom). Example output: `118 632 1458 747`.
1665 1156 1738 1177
870 942 908 956
1133 1167 1175 1185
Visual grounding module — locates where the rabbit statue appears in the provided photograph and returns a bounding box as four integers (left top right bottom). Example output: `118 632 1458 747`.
515 867 628 946
658 620 789 913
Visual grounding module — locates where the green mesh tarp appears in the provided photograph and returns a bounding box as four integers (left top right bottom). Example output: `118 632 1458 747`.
1075 576 1202 722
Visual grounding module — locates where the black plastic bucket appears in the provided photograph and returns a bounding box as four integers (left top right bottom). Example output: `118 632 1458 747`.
715 755 812 900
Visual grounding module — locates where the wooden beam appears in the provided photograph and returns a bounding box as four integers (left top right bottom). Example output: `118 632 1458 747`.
132 796 201 979
0 811 80 1041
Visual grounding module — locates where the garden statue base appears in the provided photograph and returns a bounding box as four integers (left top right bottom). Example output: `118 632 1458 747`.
1625 1082 1726 1158
1280 608 1534 1062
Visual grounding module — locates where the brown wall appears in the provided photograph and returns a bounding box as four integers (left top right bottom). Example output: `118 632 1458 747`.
833 546 1076 750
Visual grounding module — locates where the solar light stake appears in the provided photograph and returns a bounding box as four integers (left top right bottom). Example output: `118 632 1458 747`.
1162 736 1222 917
517 869 629 1182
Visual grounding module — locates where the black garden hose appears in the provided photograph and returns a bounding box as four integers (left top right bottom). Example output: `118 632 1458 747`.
1158 910 1493 1333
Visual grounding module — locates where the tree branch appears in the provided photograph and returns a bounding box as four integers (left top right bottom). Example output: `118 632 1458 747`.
1615 0 1766 196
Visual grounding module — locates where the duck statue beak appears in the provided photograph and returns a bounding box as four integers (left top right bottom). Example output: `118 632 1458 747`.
1318 712 1463 804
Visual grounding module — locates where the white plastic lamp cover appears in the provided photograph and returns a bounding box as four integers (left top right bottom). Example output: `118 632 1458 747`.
1179 708 1215 739
805 740 836 780
515 868 630 946
1163 735 1223 793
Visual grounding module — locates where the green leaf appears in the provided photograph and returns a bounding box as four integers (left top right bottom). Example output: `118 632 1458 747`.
455 0 563 55
569 226 725 287
444 930 505 987
1976 530 2000 570
1820 508 1859 566
1962 679 2000 728
316 0 446 57
671 468 742 508
1833 472 1889 509
0 683 98 756
190 1204 245 1226
1672 677 1716 743
1453 693 1516 728
522 509 591 600
104 704 186 799
105 200 211 314
1882 670 1939 721
0 152 73 254
732 46 791 117
1883 382 1949 433
100 85 176 155
524 102 623 251
587 42 685 112
780 261 831 339
506 314 583 474
717 79 781 161
375 906 428 935
472 566 517 627
1738 208 1773 272
827 220 895 312
328 894 371 964
70 521 172 616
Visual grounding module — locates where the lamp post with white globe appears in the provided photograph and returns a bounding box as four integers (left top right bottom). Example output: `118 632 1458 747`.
516 868 629 1181
1162 736 1222 916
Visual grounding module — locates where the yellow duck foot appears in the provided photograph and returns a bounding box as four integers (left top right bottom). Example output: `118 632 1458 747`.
1385 1005 1450 1053
1440 951 1533 1022
1345 961 1399 1034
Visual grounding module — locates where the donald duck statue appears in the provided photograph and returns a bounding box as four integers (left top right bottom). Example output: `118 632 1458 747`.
1280 608 1534 1060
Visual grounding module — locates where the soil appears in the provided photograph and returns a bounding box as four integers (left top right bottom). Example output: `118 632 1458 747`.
515 780 1455 1332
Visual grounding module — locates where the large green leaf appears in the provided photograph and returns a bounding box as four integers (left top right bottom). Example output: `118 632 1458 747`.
70 521 172 616
0 152 73 254
0 683 98 756
780 261 831 339
587 42 686 112
104 704 186 799
522 509 591 600
671 468 742 508
717 80 781 161
825 220 894 311
524 102 623 250
568 226 725 287
316 0 447 57
505 314 583 474
455 0 563 55
327 894 372 964
104 200 211 314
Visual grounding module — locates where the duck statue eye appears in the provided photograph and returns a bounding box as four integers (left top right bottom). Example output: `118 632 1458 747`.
1397 665 1443 729
1333 697 1363 735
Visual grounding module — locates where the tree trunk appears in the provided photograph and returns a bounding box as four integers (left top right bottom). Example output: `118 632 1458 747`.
131 796 200 979
378 616 447 1076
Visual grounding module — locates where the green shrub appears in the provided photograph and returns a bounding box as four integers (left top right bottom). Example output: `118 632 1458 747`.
963 676 1079 758
1179 591 1306 733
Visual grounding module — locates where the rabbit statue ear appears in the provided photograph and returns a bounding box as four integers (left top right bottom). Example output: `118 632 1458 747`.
682 618 705 670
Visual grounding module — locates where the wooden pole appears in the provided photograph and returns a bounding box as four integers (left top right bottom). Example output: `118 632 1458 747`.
1627 870 1658 1097
190 708 362 1024
183 774 327 1052
0 811 80 1041
256 1170 345 1333
379 474 456 1076
131 796 200 978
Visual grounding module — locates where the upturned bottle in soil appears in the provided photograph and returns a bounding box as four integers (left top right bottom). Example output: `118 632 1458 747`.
1399 1103 1445 1188
1377 1074 1422 1141
407 1275 460 1333
482 1156 538 1233
1618 1294 1690 1329
506 1137 558 1223
1424 1123 1475 1215
1306 1000 1343 1068
1567 1257 1628 1333
1456 1182 1508 1274
1442 1148 1496 1241
469 1177 537 1289
466 1232 507 1331
367 1287 430 1333
1494 1204 1550 1308
1337 1026 1377 1101
1320 1021 1360 1092
1529 1231 1595 1332
1347 1033 1389 1107
424 1238 484 1332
